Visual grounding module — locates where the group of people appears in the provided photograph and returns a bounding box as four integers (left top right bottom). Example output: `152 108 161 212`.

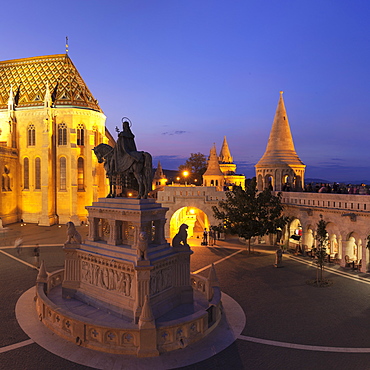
304 182 369 195
201 228 218 246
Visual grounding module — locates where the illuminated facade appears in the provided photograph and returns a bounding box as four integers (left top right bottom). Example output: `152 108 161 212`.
0 54 112 225
161 92 370 273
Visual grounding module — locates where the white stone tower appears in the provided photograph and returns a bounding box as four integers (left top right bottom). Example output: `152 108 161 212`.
255 92 305 191
202 144 224 190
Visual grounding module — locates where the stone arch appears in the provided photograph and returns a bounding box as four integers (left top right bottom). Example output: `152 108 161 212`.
286 217 302 249
169 206 210 239
345 231 361 262
264 174 274 190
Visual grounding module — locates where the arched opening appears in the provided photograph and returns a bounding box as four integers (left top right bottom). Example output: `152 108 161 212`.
170 206 209 240
264 175 273 190
288 218 302 250
282 174 291 191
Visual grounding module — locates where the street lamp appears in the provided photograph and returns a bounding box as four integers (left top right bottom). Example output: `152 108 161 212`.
183 171 189 186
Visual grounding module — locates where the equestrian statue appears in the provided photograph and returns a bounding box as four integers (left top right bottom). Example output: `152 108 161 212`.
93 118 153 199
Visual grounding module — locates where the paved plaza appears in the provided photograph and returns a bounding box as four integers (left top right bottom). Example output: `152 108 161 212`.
2 223 370 369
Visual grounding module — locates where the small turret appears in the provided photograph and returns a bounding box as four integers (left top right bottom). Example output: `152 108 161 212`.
152 161 167 190
202 144 224 190
218 136 237 174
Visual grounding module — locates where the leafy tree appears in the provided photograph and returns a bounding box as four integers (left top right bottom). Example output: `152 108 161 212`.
178 152 207 184
315 215 329 284
212 178 288 253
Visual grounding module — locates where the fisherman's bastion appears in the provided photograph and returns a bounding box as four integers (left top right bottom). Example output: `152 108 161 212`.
1 53 369 275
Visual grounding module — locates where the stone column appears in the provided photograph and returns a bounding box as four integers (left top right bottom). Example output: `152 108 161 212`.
62 245 80 298
108 219 118 245
133 264 152 322
340 239 350 267
87 217 99 241
155 219 167 245
301 230 310 256
361 239 367 273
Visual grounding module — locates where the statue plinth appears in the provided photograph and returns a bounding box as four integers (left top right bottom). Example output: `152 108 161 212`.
62 198 193 322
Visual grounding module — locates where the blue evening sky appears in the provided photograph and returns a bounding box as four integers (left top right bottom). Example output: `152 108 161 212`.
2 1 370 182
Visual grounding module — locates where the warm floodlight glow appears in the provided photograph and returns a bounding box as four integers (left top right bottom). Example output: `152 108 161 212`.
183 171 189 177
128 192 133 197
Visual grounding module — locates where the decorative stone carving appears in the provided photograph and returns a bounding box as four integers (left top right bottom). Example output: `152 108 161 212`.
172 223 189 248
65 221 82 244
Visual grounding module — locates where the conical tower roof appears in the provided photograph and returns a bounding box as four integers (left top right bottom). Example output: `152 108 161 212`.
256 92 304 167
219 136 233 163
153 161 165 180
203 144 224 177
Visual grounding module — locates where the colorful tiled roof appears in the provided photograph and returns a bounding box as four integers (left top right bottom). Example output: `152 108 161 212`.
0 54 101 112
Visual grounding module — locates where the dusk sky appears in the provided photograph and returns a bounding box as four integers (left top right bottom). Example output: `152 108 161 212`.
3 1 370 182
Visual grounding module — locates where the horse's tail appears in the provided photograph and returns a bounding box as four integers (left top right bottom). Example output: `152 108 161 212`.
143 152 153 192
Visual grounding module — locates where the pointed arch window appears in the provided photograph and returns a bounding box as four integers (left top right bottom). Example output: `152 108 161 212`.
58 123 67 146
24 158 29 190
35 158 41 190
77 157 84 191
60 157 66 190
27 124 36 146
77 123 85 146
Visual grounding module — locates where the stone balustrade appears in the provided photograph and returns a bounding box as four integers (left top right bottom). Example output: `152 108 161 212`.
35 268 222 356
280 191 370 213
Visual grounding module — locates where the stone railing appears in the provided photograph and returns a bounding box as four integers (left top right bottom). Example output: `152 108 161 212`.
35 268 222 356
159 186 226 203
280 192 370 213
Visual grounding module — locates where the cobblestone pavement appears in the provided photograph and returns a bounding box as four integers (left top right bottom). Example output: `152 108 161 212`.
1 224 370 369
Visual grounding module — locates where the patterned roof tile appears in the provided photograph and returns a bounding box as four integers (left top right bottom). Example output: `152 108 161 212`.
0 54 101 112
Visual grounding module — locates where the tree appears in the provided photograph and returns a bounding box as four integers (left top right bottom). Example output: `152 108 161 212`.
212 178 288 253
178 152 207 184
315 215 329 285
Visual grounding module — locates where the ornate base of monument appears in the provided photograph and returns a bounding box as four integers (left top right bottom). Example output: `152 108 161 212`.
35 198 222 356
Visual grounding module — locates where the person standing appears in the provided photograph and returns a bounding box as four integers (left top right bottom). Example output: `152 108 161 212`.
202 228 208 246
33 244 40 267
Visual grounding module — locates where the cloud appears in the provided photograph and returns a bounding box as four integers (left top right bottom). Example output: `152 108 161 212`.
162 130 188 136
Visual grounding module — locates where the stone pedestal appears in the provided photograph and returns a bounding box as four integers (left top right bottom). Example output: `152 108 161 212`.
62 198 193 323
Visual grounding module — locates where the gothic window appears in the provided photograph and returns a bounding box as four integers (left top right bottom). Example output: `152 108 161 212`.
24 158 29 190
27 124 36 146
58 123 67 146
60 157 66 190
77 124 85 146
77 157 84 191
35 158 41 189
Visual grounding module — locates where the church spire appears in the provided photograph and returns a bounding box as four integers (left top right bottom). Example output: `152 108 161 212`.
257 91 304 167
219 136 233 163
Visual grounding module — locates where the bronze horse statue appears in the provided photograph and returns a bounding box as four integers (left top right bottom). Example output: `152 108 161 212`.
93 143 152 199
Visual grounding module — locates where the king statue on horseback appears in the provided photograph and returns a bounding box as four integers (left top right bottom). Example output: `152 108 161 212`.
93 118 153 199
